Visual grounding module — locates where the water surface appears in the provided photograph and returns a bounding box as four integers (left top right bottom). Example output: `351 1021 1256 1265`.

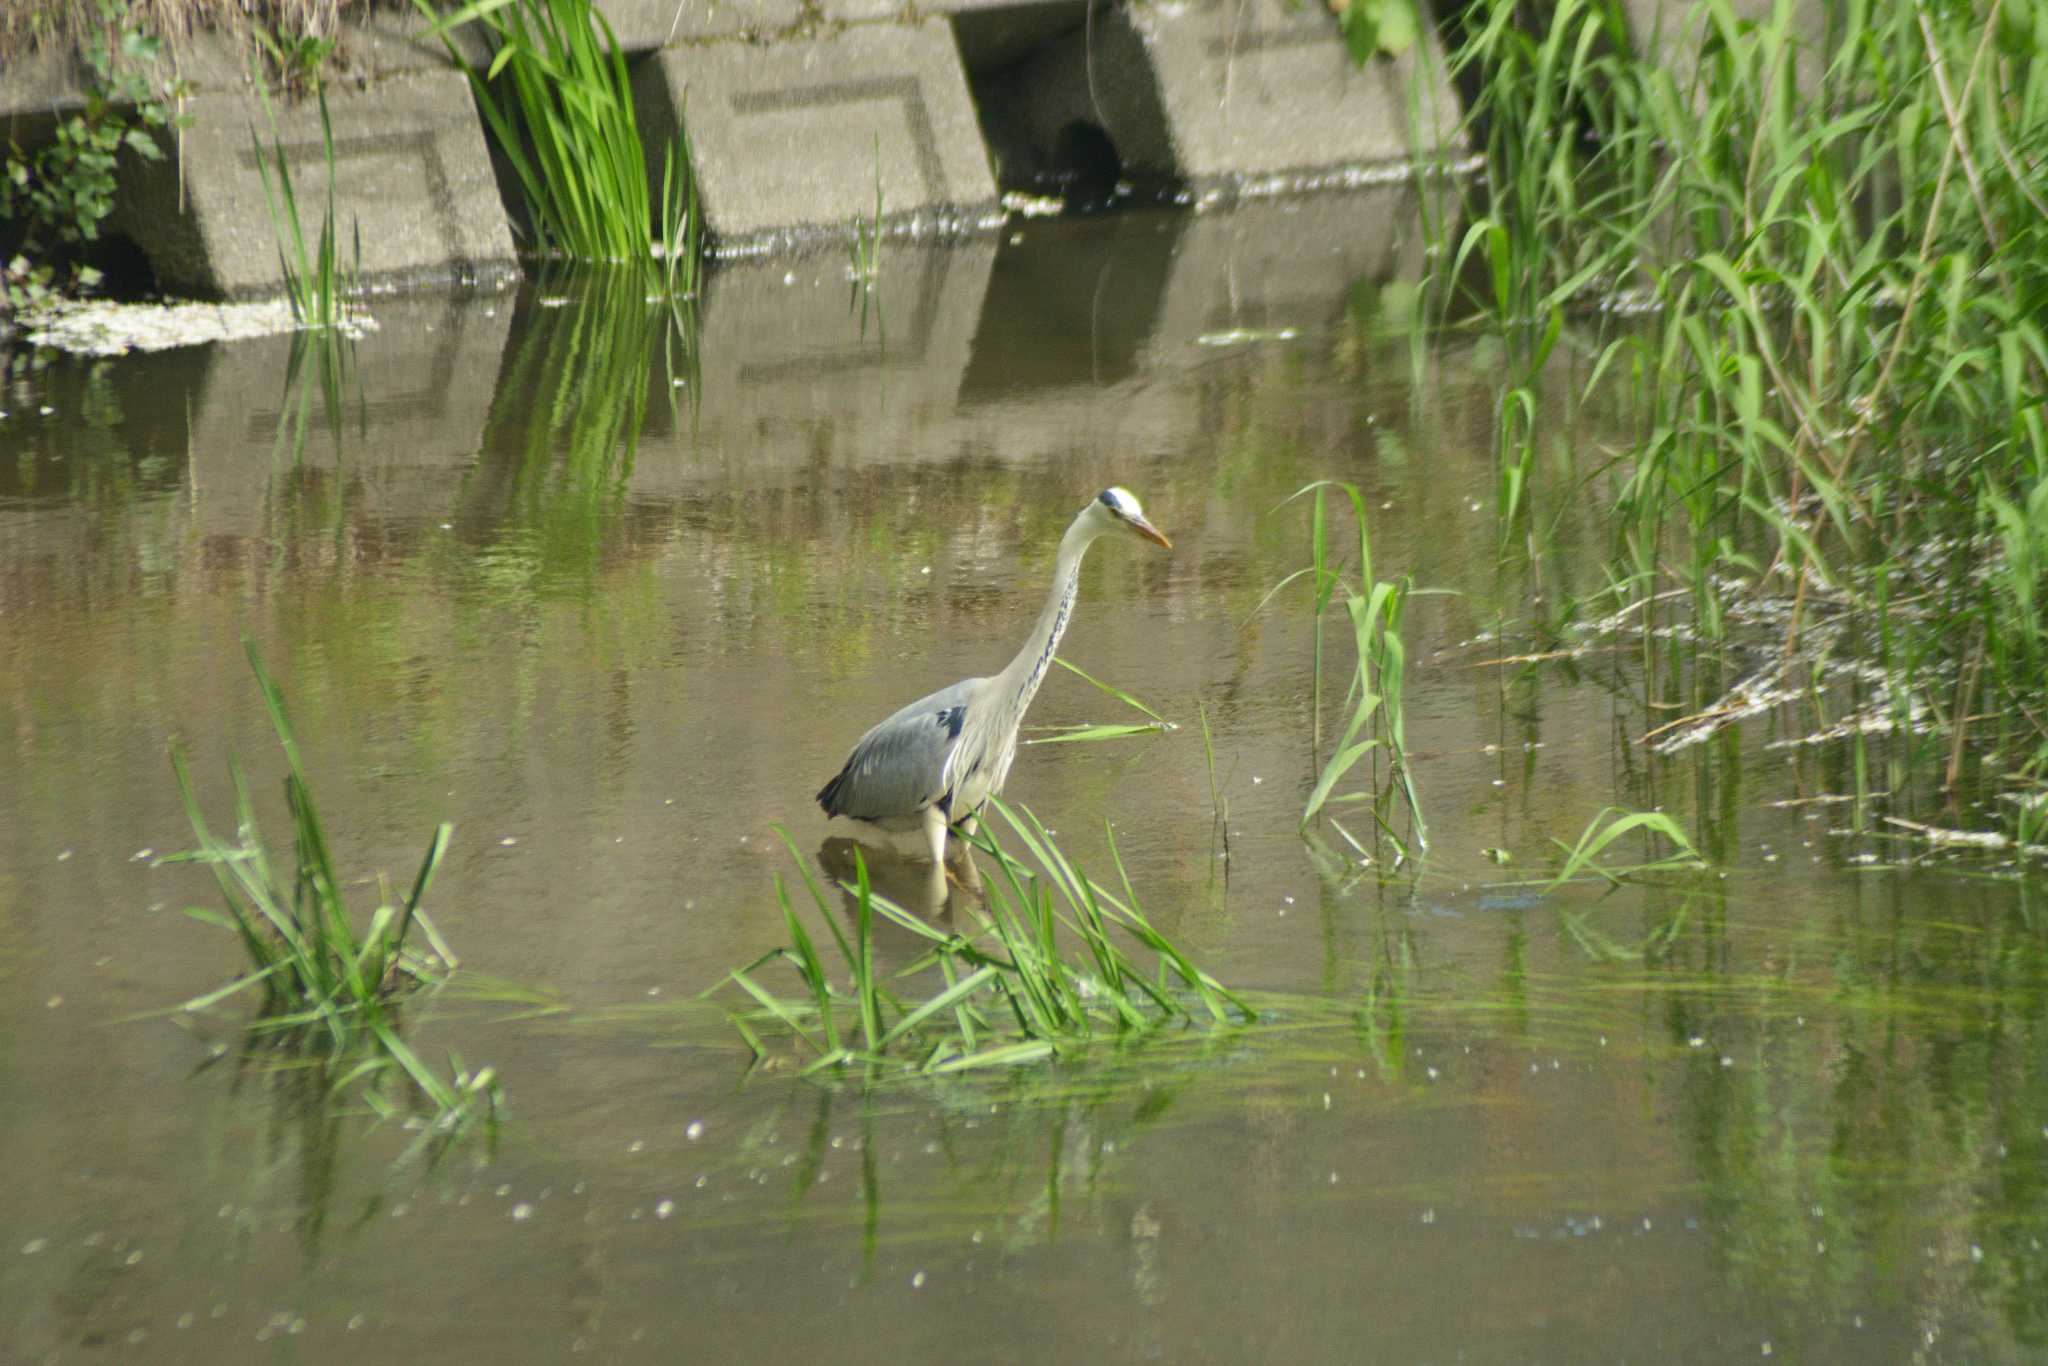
3 192 2044 1362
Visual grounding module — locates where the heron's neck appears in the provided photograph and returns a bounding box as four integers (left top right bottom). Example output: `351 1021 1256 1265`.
997 518 1098 718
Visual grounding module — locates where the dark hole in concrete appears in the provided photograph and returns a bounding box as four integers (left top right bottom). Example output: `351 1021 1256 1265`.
955 3 1180 217
0 228 160 304
75 232 160 301
1048 120 1121 212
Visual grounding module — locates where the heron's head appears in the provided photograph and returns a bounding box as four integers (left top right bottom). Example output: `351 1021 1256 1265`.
1090 487 1172 549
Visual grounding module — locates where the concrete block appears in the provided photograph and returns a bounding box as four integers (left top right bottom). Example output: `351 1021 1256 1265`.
330 7 488 84
998 0 1462 189
821 0 1089 70
179 292 515 542
1142 190 1434 361
678 243 997 469
106 67 517 299
931 0 1090 71
0 46 83 123
593 0 805 46
950 190 1433 402
633 21 1000 250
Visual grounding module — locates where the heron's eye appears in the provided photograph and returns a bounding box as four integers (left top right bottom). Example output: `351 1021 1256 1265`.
1096 490 1124 518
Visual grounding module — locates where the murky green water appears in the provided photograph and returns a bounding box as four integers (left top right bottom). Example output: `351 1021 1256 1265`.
4 193 2045 1363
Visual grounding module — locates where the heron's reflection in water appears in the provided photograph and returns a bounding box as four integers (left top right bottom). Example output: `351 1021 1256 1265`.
816 835 981 928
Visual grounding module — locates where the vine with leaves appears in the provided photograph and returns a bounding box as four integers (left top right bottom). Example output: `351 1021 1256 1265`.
1 0 186 313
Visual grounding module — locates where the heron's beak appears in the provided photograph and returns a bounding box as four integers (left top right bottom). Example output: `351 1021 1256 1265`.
1130 516 1172 549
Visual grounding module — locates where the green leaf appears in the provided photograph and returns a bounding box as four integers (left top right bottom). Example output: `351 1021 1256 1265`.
1342 2 1380 65
1376 0 1418 54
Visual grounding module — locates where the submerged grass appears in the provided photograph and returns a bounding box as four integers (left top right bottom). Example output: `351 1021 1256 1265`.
1427 0 2048 834
717 799 1255 1075
163 643 499 1126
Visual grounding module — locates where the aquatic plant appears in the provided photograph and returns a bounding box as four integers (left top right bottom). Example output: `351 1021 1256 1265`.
1542 806 1706 890
249 79 356 329
848 134 882 286
419 0 702 286
247 75 363 462
658 120 701 303
1427 0 2048 834
718 801 1254 1074
1257 480 1426 850
164 643 497 1121
1198 697 1231 869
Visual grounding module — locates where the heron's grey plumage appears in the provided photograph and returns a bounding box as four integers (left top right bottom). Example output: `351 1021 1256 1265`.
816 488 1170 865
814 677 986 822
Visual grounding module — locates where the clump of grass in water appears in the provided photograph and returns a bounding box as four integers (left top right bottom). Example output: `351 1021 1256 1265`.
848 134 882 286
716 799 1255 1074
1254 479 1426 855
420 0 702 290
248 74 366 461
847 134 884 338
164 643 499 1126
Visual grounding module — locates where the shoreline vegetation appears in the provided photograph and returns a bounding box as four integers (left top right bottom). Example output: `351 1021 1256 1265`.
1419 0 2048 844
0 0 397 63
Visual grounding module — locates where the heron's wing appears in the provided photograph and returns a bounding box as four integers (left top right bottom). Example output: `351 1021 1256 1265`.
816 678 987 821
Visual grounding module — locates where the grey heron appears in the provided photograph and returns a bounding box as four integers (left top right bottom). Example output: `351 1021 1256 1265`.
816 487 1172 869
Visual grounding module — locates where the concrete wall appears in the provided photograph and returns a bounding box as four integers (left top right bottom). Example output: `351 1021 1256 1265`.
3 0 1481 300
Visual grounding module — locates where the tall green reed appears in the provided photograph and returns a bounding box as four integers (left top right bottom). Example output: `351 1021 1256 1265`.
249 80 356 328
420 0 702 286
1258 480 1426 851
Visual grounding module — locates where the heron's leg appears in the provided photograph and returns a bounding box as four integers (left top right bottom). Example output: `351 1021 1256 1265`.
945 849 982 895
921 805 949 866
941 810 982 876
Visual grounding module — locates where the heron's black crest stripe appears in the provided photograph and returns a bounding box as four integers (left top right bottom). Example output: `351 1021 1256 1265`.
1096 489 1122 518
